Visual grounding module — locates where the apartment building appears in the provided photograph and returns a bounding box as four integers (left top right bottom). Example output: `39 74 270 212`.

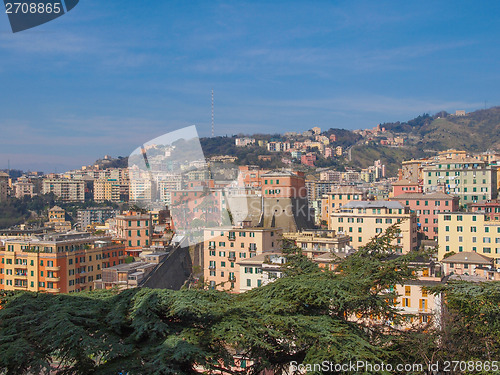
203 226 282 292
393 278 442 328
115 211 152 253
42 178 85 202
237 252 285 293
45 206 72 232
320 186 367 223
391 192 459 240
94 178 129 202
391 179 423 197
423 158 497 207
13 176 36 198
440 251 494 277
330 201 418 253
77 207 119 231
305 180 337 202
437 212 500 264
0 233 126 293
283 230 350 258
469 200 500 221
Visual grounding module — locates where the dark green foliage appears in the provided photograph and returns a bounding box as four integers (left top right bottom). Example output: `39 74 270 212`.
430 281 500 362
0 227 495 374
324 128 362 148
0 226 427 375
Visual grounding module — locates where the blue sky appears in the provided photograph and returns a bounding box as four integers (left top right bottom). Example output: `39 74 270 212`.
1 0 500 172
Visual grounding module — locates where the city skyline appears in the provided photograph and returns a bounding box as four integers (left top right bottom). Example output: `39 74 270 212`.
1 1 500 171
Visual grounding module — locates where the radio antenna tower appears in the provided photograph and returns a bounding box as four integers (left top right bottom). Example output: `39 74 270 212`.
211 89 215 137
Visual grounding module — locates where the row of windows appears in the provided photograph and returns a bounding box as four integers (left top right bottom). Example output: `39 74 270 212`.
445 235 500 243
445 246 500 253
210 231 257 237
408 200 451 206
264 179 280 185
445 226 500 233
127 220 149 227
127 230 149 236
128 240 149 247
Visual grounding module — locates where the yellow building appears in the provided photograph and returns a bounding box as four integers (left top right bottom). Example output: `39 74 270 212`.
45 206 72 232
321 186 366 223
94 178 129 202
203 226 282 292
330 201 418 253
437 212 500 264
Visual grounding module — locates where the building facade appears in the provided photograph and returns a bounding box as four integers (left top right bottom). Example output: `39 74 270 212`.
437 212 500 265
330 201 418 253
0 233 126 293
391 192 460 241
203 226 282 292
42 178 85 202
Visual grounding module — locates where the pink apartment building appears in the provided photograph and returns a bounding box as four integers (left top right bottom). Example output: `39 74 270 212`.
391 192 459 241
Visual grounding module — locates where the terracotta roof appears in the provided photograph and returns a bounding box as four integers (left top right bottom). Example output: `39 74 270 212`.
441 251 493 265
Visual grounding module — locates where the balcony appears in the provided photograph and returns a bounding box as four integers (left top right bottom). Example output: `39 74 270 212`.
46 266 61 271
46 276 61 282
15 263 28 268
248 246 257 252
228 276 236 282
208 265 216 270
228 236 236 241
46 288 61 293
208 245 216 250
14 271 28 278
228 256 236 261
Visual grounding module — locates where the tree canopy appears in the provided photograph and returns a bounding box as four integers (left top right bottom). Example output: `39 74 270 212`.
0 227 498 374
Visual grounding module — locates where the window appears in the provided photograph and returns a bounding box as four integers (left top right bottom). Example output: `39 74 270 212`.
405 286 411 296
246 279 251 287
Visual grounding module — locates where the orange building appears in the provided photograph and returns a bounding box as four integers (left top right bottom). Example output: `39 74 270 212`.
260 170 307 198
115 211 153 255
237 165 269 188
0 233 126 293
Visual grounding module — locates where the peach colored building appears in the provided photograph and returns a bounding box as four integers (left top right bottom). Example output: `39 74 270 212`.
441 251 494 276
0 233 126 293
391 179 423 197
115 211 152 255
204 226 282 292
237 165 269 188
391 192 459 241
260 170 307 199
